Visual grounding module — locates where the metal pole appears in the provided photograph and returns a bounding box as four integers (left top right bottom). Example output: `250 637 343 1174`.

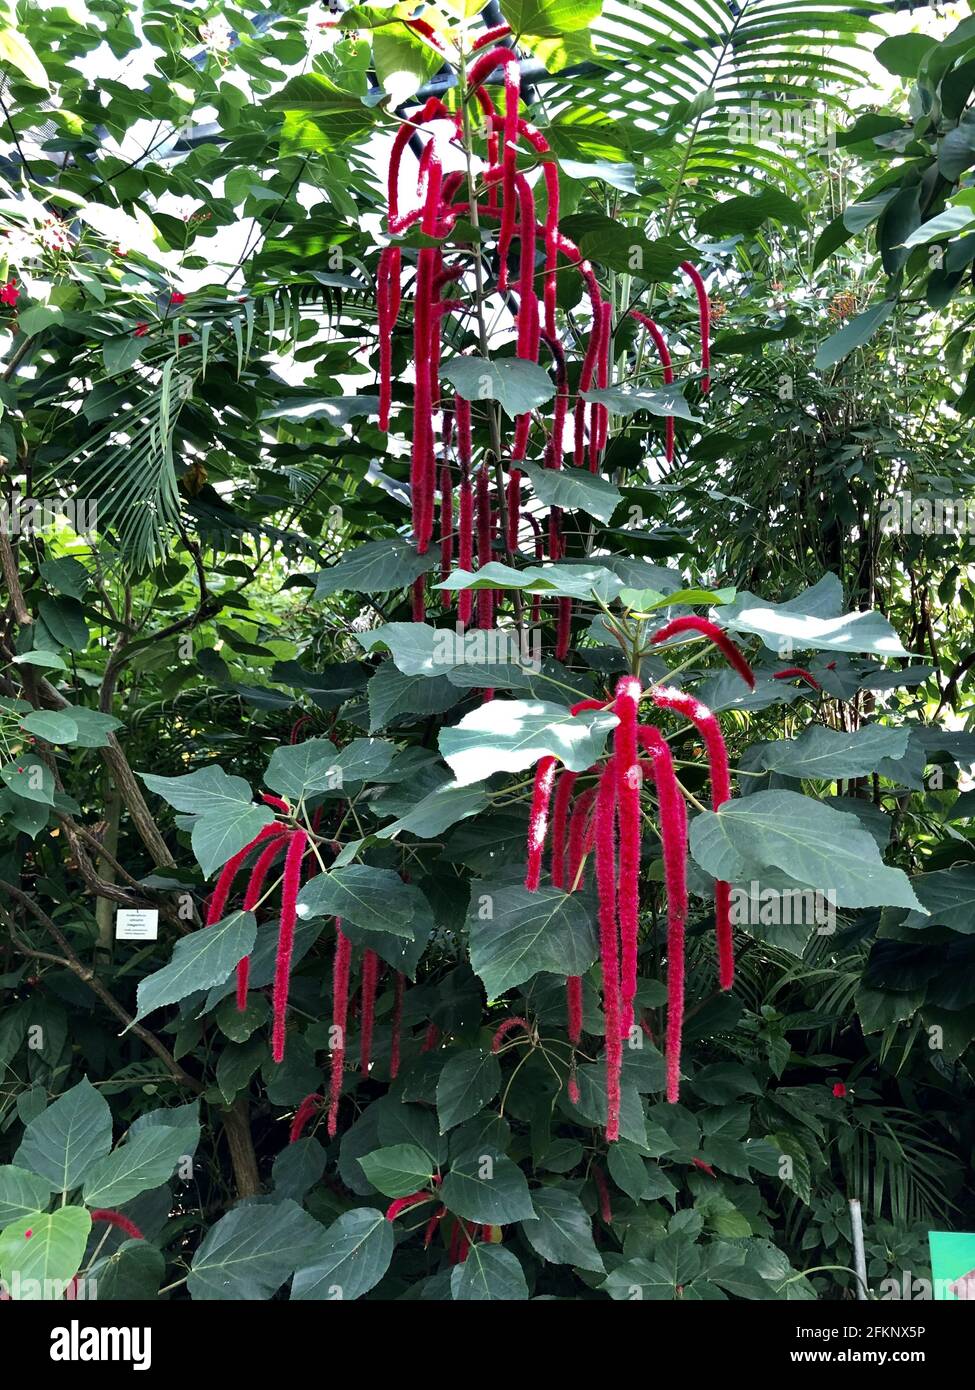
849 1198 869 1300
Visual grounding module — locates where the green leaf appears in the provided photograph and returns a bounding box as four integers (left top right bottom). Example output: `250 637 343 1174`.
441 1153 535 1224
11 650 66 670
0 1166 55 1230
191 805 275 878
559 213 688 278
265 737 341 800
468 881 598 996
63 708 124 748
188 1199 323 1300
89 1241 165 1300
315 538 438 597
0 22 50 89
815 300 896 371
375 780 491 840
902 205 975 248
440 699 617 786
505 0 601 37
760 725 910 780
297 867 416 936
19 711 78 744
372 25 442 103
366 663 459 731
718 581 908 657
102 335 144 376
1 757 55 805
582 384 700 421
291 1207 394 1301
13 1078 112 1194
271 73 376 155
607 1143 652 1200
689 791 924 912
0 1208 90 1297
82 1126 191 1207
357 622 442 676
520 1186 604 1272
134 912 257 1022
437 1051 502 1133
905 868 975 934
38 596 88 651
521 461 621 524
140 765 257 814
357 1145 434 1198
698 188 805 235
875 32 934 78
450 1244 529 1300
436 560 623 602
441 355 555 419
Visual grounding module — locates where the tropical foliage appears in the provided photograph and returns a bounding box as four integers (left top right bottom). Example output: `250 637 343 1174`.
0 0 972 1304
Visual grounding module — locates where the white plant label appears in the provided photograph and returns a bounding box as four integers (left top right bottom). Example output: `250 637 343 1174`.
115 908 159 941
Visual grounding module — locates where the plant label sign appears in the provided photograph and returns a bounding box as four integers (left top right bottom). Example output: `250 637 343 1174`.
115 908 159 942
928 1232 975 1299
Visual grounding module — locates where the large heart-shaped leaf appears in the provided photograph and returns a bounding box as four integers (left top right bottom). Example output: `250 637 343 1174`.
297 867 416 936
440 1154 535 1224
82 1126 191 1207
357 1145 435 1198
520 1186 605 1273
0 1208 91 1297
689 791 924 911
291 1207 394 1301
135 912 256 1022
467 881 598 996
188 1199 323 1300
442 357 554 419
440 699 617 786
437 1051 502 1133
450 1244 529 1300
13 1077 112 1194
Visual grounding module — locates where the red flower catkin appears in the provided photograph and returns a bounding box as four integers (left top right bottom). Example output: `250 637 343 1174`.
359 948 379 1074
236 832 288 1010
525 755 558 890
630 310 674 463
614 676 642 1039
386 1192 432 1221
271 829 307 1064
568 1071 581 1105
650 614 755 689
566 975 583 1045
420 1021 441 1053
476 459 494 632
205 823 284 925
772 666 821 690
467 48 520 289
289 1093 322 1144
470 22 511 48
327 925 352 1138
566 785 598 892
637 725 688 1103
440 462 454 581
390 971 405 1080
593 1165 613 1224
652 686 734 989
491 1016 531 1051
590 300 612 471
680 260 711 393
90 1210 144 1241
594 760 622 1142
377 245 401 430
550 770 578 889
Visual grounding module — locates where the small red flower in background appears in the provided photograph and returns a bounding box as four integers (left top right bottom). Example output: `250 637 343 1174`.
178 333 192 347
0 279 19 306
170 291 186 305
832 1082 847 1098
133 322 149 338
691 1157 716 1177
